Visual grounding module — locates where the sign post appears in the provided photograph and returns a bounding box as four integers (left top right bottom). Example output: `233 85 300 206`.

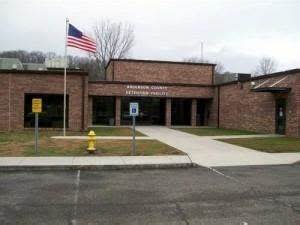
35 112 38 154
32 98 42 154
129 102 139 156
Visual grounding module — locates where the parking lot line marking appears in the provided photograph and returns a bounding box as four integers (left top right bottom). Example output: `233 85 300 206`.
207 167 241 183
71 169 81 225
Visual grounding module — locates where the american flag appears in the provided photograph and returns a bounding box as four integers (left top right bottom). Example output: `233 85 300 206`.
67 24 97 53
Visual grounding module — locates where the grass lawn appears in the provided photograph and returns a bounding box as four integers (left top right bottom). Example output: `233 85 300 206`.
0 131 181 156
88 127 145 136
174 127 258 136
218 137 300 153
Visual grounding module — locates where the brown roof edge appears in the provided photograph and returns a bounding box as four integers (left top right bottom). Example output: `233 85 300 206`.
105 58 216 69
0 69 88 76
216 69 300 87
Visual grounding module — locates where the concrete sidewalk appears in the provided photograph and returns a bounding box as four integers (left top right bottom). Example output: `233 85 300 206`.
51 136 154 140
136 126 300 167
0 155 193 171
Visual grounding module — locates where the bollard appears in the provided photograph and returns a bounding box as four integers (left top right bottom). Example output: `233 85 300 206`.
87 130 96 153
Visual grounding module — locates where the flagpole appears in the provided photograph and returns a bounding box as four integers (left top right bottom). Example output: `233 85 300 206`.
63 18 69 136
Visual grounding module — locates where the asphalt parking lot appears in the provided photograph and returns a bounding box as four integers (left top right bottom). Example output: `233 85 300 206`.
0 164 299 225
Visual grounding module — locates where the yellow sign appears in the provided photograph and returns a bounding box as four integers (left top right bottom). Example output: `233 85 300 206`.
32 98 42 113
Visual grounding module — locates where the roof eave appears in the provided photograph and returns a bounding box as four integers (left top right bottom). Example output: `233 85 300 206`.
251 87 291 93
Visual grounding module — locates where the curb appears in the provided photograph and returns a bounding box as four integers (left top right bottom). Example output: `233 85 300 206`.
0 163 197 171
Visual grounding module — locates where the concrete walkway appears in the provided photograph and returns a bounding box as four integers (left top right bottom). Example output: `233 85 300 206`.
51 136 154 140
136 126 300 167
0 155 192 170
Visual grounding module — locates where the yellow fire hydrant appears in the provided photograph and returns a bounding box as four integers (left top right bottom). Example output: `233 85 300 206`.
87 130 96 153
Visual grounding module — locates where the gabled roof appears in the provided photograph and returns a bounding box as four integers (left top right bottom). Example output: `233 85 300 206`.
250 73 294 93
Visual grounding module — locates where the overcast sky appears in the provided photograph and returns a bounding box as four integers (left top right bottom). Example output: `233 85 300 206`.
1 0 299 73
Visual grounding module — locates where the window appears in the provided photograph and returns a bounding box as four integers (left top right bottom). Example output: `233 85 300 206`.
92 96 115 125
24 94 68 128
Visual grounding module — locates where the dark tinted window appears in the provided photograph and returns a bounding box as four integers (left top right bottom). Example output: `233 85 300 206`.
121 97 165 125
171 98 191 125
92 96 115 125
24 94 68 128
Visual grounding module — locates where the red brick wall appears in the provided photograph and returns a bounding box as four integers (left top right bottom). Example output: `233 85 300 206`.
88 97 93 126
207 88 219 127
191 99 197 126
0 74 10 131
285 74 300 136
82 76 89 130
115 97 121 126
216 73 300 136
107 60 214 85
106 61 114 81
219 82 275 133
0 71 88 131
165 98 172 126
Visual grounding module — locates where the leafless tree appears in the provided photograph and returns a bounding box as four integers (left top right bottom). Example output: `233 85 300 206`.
183 56 225 75
0 50 100 78
254 57 277 76
183 56 204 63
93 20 135 80
0 50 45 63
214 63 225 75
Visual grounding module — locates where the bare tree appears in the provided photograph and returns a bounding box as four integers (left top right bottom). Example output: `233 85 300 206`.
183 57 225 75
0 50 99 78
183 56 204 63
93 20 135 80
255 57 277 76
214 63 225 75
0 50 45 63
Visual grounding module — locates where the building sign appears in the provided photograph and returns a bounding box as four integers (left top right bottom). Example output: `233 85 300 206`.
125 85 168 96
129 102 139 116
32 98 42 113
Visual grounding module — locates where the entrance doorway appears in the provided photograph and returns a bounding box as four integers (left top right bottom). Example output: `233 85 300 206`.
92 96 115 125
121 97 165 125
275 99 286 134
196 99 211 126
171 99 191 125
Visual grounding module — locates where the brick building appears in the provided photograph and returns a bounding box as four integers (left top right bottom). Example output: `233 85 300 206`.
216 69 300 136
0 58 299 137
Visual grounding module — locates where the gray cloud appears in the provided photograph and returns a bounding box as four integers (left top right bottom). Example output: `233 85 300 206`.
0 0 299 73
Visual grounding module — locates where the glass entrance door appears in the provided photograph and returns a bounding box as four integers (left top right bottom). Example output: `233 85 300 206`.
171 98 192 125
92 96 115 125
121 97 165 125
275 99 286 135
